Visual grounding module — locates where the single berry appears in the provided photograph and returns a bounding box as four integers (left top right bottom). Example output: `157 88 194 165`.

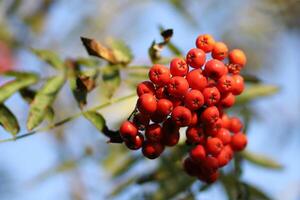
186 48 206 69
133 113 150 128
125 134 144 150
167 76 189 97
217 75 234 94
150 111 167 123
229 49 247 67
206 137 224 156
184 90 204 111
190 145 206 163
212 42 228 60
137 93 157 115
171 106 192 127
156 98 173 116
229 117 243 133
148 64 170 86
195 34 215 53
204 59 227 80
119 121 138 141
186 69 207 91
216 128 231 145
136 81 155 96
216 149 231 167
219 92 235 108
231 75 244 95
145 123 163 142
183 156 199 176
202 156 219 174
221 114 231 129
231 132 247 151
202 87 221 106
201 106 220 125
170 58 189 76
186 126 205 144
142 141 165 159
162 129 180 146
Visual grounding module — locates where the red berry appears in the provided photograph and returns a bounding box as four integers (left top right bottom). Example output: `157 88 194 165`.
223 145 234 160
229 117 243 133
202 87 221 106
190 145 206 163
221 114 231 129
202 156 219 174
201 106 220 125
119 121 138 141
150 111 166 123
206 137 224 156
125 134 144 150
186 126 205 144
195 34 215 53
142 141 165 159
186 48 206 68
162 130 180 146
219 92 235 108
189 112 198 126
229 49 247 67
167 76 189 98
145 123 163 142
156 99 173 116
216 149 231 167
204 59 227 80
148 64 170 86
183 156 199 176
171 106 192 127
170 58 189 77
186 69 207 91
133 113 150 128
212 42 228 60
231 75 244 95
217 75 234 94
137 93 157 115
227 63 242 74
136 81 155 96
216 128 231 145
184 90 204 111
204 118 222 137
170 97 183 107
155 86 169 99
231 132 247 151
203 171 219 184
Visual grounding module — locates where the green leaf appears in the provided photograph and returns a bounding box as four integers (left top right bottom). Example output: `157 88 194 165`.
101 65 121 99
236 85 279 104
240 150 283 169
243 182 272 200
0 104 20 136
19 88 55 122
107 38 133 65
76 57 100 67
27 75 66 130
31 49 64 69
0 72 38 103
83 111 106 132
68 67 88 109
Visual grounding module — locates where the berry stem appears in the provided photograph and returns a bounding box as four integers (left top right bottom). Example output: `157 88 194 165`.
0 93 136 143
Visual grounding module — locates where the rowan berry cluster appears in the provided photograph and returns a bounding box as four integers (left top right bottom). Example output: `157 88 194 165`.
119 34 247 183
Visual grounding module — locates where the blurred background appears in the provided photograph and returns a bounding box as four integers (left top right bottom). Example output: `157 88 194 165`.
0 0 299 199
